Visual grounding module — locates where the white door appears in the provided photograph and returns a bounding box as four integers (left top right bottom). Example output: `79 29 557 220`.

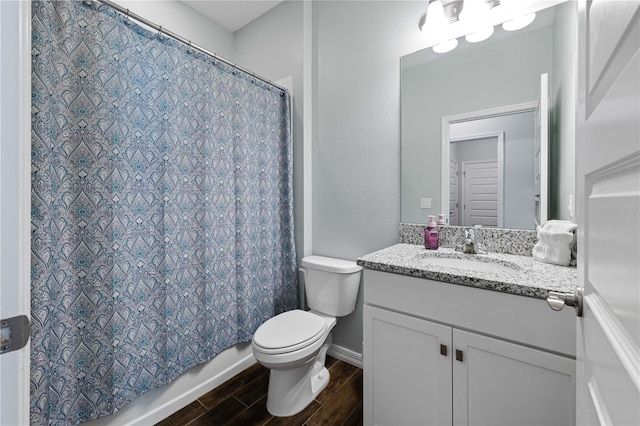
534 73 549 226
462 160 499 227
363 305 452 426
0 1 31 425
450 158 459 225
576 1 640 425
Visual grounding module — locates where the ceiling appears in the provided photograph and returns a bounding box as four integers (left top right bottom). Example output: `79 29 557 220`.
182 1 284 32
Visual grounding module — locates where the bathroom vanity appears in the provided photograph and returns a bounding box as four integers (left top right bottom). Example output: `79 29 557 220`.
358 243 578 426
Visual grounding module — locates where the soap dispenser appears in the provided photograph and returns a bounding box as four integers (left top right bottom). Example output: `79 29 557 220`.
424 215 439 250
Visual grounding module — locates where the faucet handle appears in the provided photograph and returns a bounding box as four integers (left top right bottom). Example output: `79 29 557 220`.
464 227 475 241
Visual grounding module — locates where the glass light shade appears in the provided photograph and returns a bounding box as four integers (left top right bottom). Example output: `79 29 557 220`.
459 0 490 22
433 38 458 53
503 12 536 31
423 0 447 33
465 25 494 43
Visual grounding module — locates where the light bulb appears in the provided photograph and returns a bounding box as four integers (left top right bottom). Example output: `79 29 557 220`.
433 38 458 53
459 0 490 22
423 0 447 34
503 12 536 31
465 26 494 43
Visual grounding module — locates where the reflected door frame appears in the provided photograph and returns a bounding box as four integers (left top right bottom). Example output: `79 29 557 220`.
450 134 504 228
441 101 538 226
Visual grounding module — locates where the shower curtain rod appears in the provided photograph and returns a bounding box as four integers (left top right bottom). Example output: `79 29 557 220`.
94 0 287 93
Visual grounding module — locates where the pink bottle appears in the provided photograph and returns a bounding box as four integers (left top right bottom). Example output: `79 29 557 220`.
424 215 439 250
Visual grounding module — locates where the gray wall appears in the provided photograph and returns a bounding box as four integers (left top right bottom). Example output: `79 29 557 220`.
312 1 426 353
115 1 235 59
550 1 577 222
401 27 553 224
450 111 537 229
450 137 497 164
234 1 306 268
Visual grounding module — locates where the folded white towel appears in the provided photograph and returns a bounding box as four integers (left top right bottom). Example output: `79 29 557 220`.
532 241 572 266
540 219 577 233
536 228 575 245
532 220 577 266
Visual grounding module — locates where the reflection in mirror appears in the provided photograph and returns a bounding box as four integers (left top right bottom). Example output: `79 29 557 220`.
447 107 537 229
401 1 577 230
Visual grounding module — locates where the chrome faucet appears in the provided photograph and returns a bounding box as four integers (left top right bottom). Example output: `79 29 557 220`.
455 226 485 254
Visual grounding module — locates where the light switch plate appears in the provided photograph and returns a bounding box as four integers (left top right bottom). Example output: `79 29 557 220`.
420 198 432 209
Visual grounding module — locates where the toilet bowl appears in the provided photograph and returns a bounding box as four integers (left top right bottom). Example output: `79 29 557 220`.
251 256 362 417
252 309 336 416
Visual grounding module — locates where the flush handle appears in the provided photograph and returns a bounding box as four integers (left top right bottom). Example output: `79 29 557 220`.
546 287 583 317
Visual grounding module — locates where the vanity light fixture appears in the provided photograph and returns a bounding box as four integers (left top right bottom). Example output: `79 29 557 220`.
420 0 464 54
432 38 459 53
459 0 495 43
420 0 536 53
502 12 536 31
422 0 447 34
458 0 491 21
500 0 536 31
465 25 494 42
419 0 463 33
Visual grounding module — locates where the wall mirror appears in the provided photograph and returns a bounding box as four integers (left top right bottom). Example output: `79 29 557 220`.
401 1 577 230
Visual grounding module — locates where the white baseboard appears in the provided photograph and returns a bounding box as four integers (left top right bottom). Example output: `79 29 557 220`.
328 344 363 369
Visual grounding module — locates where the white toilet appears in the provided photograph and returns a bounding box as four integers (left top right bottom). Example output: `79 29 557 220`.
251 255 363 417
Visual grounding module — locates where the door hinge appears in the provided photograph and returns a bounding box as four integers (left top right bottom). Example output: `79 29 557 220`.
1 315 30 355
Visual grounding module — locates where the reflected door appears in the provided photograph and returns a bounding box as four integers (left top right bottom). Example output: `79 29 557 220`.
450 158 459 225
534 73 549 226
462 160 499 227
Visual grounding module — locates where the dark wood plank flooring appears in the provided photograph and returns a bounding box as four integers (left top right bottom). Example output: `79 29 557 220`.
156 356 363 426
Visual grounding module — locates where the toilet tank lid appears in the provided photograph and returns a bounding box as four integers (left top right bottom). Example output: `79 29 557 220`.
301 255 363 274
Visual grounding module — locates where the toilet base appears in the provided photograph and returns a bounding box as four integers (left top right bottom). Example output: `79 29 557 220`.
265 336 332 417
266 364 330 417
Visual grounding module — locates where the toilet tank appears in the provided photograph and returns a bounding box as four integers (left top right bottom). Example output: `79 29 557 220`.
300 255 363 317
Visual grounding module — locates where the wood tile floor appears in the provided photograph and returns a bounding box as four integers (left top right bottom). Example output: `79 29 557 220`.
155 356 363 426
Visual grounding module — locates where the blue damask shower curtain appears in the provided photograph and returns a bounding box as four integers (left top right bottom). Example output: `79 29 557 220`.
30 1 297 424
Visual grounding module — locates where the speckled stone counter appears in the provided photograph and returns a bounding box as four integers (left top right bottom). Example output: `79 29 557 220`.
399 223 538 256
357 243 577 300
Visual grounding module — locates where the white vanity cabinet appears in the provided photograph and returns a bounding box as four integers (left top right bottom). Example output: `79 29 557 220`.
363 269 576 426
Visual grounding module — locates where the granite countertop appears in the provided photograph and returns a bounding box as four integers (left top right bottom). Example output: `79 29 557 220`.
356 243 578 300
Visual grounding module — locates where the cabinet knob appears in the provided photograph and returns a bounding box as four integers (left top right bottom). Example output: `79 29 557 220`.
456 349 463 362
440 344 447 356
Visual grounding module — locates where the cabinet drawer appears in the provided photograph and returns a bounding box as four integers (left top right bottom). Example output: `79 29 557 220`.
364 269 576 357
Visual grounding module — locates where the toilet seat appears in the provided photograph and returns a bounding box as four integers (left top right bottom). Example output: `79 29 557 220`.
253 310 328 355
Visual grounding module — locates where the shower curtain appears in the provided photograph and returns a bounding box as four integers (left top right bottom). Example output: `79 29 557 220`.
30 1 297 424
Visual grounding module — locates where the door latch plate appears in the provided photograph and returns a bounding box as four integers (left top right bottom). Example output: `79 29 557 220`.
0 315 30 355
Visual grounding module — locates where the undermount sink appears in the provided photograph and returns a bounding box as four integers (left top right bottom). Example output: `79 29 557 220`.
414 252 520 274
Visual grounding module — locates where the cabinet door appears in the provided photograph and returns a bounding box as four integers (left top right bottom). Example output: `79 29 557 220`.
364 305 452 426
452 329 575 426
